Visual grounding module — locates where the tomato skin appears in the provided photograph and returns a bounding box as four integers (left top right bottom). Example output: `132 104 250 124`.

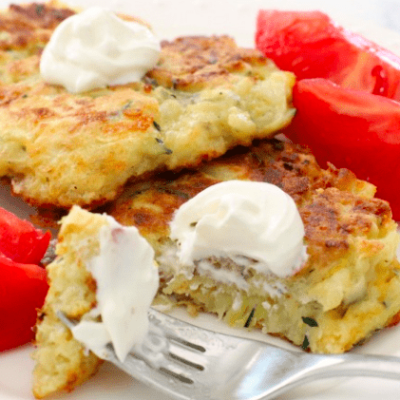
0 209 51 351
284 78 400 219
0 207 51 265
255 10 400 99
0 255 48 351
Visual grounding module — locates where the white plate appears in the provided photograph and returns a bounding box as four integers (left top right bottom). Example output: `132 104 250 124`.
1 0 400 399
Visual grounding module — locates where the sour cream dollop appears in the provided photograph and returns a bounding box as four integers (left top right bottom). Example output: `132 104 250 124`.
170 180 307 278
40 7 160 93
71 215 159 362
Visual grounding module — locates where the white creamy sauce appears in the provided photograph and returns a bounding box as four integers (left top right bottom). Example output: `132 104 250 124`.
40 7 160 93
170 180 307 279
196 259 250 290
71 216 159 362
253 278 287 298
232 293 243 311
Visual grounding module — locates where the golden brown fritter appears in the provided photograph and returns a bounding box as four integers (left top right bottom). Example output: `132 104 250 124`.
109 139 375 249
148 35 278 90
33 207 107 399
0 3 73 57
109 138 400 354
0 2 295 208
32 139 400 398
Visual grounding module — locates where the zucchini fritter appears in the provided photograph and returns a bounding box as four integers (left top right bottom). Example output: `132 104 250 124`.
0 2 294 208
33 207 106 399
109 138 400 354
33 139 400 398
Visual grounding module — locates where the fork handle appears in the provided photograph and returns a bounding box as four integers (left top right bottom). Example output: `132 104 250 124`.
257 353 400 400
298 352 400 383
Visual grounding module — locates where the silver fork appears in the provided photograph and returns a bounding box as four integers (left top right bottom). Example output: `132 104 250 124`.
58 309 400 400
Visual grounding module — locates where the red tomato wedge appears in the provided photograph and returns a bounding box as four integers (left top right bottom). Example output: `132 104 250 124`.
284 78 400 218
0 208 50 351
0 207 51 265
0 254 48 351
255 10 400 99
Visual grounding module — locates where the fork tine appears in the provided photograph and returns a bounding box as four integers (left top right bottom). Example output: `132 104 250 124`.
56 309 233 400
137 311 212 382
57 309 400 400
167 343 206 371
148 308 234 355
57 310 212 396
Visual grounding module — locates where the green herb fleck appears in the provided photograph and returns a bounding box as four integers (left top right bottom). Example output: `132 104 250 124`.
271 139 284 151
302 335 309 350
53 9 65 19
153 121 161 131
157 187 189 199
121 100 133 111
302 317 318 328
143 76 158 87
36 4 44 16
155 138 172 155
250 151 264 165
244 307 256 328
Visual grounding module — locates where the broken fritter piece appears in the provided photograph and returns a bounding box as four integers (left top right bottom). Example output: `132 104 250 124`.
33 204 159 399
32 207 106 398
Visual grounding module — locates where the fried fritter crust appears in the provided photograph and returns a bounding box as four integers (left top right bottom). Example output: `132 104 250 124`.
0 2 73 53
148 35 276 90
108 138 400 354
110 139 375 250
0 2 295 208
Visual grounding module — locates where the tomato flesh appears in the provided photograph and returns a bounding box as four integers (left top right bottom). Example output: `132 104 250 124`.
0 208 50 351
0 207 51 265
255 10 400 99
256 10 400 219
284 78 400 218
0 255 48 351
